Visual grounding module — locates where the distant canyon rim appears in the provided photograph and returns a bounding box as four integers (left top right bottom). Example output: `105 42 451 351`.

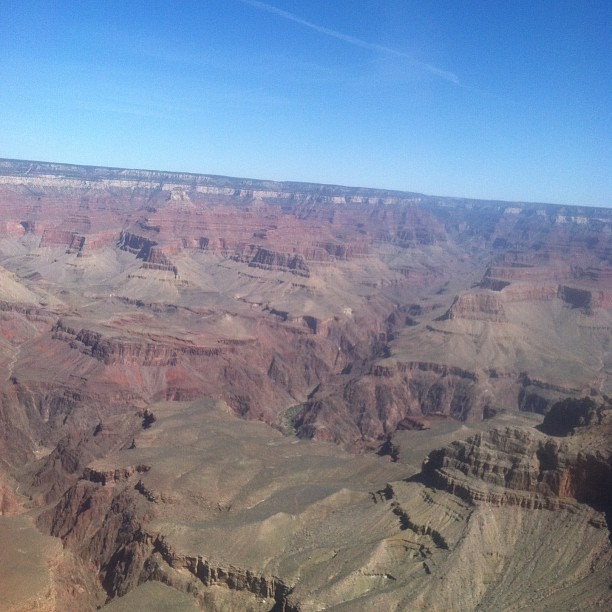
0 158 610 611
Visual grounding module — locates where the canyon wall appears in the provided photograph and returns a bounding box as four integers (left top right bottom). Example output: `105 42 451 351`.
0 159 610 609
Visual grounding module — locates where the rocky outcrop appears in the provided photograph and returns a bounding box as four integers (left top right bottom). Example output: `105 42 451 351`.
0 158 611 609
0 163 608 450
558 284 612 310
51 321 227 366
485 264 572 283
32 412 145 504
143 536 296 610
441 292 506 321
421 398 612 517
43 466 298 610
499 282 558 301
0 472 22 515
83 464 151 486
118 232 158 259
40 228 75 247
301 290 609 444
0 160 430 228
119 233 179 272
295 361 487 446
232 245 310 276
518 375 586 415
539 396 611 435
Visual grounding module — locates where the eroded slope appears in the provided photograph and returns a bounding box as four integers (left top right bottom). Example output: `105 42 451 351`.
31 398 612 611
0 159 610 609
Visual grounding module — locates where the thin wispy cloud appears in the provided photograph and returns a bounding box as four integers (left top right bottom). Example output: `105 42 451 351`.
239 0 459 84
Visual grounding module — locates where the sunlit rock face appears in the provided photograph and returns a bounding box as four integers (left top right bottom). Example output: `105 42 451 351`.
0 159 610 610
422 398 612 512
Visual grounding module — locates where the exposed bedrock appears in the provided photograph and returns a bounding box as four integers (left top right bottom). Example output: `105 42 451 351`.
518 375 588 415
42 479 144 606
421 398 612 517
118 232 178 272
231 244 310 276
0 471 22 515
30 411 146 504
64 231 117 255
499 281 558 301
51 320 228 366
0 160 611 610
540 396 611 435
485 263 572 283
441 291 506 321
41 301 393 446
37 395 612 611
558 284 612 310
40 228 77 247
42 475 297 610
0 389 45 465
295 363 488 448
141 537 296 611
118 231 158 260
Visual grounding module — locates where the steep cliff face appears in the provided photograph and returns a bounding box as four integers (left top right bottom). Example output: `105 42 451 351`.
51 320 227 366
42 473 295 610
540 396 610 435
231 245 310 276
0 158 424 207
558 284 612 311
118 232 157 258
36 400 405 609
421 398 612 515
442 292 506 321
31 411 146 505
295 360 488 447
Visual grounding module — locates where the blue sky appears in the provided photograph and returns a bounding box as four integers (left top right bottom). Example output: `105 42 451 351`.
0 1 610 206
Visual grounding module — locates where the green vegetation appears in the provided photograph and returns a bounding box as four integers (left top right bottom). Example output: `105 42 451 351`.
279 403 304 436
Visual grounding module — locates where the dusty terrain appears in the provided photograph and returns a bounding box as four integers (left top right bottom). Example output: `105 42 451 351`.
0 159 610 610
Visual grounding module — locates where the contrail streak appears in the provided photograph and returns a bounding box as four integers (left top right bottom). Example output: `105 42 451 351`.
239 0 459 84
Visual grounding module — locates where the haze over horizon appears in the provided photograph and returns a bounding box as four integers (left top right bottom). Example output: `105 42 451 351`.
1 0 610 207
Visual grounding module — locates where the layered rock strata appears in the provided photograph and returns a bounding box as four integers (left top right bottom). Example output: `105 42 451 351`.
421 398 612 516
